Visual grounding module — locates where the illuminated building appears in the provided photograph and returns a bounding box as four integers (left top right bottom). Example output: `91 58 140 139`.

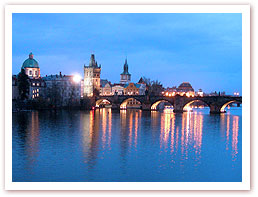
197 89 204 97
122 83 142 108
112 83 124 95
43 73 81 106
21 52 40 78
124 83 140 95
162 86 177 97
177 82 195 96
100 80 112 96
84 54 101 97
29 78 46 99
12 52 46 100
120 59 131 84
163 82 195 97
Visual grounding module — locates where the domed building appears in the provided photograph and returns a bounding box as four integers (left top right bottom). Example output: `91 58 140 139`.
177 82 195 96
21 52 40 78
12 52 45 101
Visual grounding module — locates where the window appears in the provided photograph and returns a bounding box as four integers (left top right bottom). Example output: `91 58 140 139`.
35 71 38 76
37 83 40 86
37 89 39 92
37 93 39 97
32 83 35 86
29 70 32 75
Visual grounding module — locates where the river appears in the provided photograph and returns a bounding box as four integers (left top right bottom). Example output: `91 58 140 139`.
12 107 242 182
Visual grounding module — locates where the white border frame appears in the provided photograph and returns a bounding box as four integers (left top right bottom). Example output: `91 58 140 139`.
5 5 250 190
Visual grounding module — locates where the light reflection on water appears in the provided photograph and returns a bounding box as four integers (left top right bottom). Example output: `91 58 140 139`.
12 107 242 182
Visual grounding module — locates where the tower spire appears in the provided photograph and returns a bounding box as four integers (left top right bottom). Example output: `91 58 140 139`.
89 54 96 67
124 58 128 73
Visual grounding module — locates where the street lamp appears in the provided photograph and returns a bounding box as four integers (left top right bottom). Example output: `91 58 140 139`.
73 74 81 83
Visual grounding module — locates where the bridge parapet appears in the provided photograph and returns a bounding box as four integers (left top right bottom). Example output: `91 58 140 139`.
94 95 242 113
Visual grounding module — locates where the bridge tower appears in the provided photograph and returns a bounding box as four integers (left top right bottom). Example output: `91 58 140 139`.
84 54 101 97
120 58 131 84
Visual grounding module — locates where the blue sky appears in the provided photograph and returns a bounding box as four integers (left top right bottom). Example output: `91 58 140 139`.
12 13 242 94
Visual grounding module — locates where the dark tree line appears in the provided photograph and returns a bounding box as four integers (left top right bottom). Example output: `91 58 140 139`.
17 69 30 100
141 76 164 96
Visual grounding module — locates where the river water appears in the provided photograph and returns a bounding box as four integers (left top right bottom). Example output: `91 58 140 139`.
12 107 242 182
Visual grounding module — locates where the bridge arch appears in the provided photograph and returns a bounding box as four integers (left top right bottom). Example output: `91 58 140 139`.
95 98 112 108
182 99 209 111
120 97 142 109
220 100 241 112
151 99 174 110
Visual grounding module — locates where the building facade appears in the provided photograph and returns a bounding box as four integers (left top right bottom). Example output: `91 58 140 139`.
162 82 195 97
84 54 101 97
43 73 81 106
177 82 195 96
28 78 46 99
13 52 46 100
124 83 140 95
100 79 112 96
112 83 124 95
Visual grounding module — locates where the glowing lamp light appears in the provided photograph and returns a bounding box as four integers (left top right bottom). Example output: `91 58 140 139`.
73 74 81 83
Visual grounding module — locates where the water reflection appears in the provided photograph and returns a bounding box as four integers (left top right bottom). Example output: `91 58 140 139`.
12 107 242 182
13 111 40 176
81 110 100 169
157 110 204 164
26 111 40 164
232 116 239 161
221 113 240 161
107 108 112 150
120 109 140 151
160 110 174 149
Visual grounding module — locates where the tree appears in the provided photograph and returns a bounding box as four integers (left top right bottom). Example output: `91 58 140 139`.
68 85 76 107
150 80 164 96
141 77 164 96
17 69 30 100
46 81 63 108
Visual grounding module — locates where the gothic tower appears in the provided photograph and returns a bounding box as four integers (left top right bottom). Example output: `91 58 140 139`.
120 58 131 84
84 54 101 97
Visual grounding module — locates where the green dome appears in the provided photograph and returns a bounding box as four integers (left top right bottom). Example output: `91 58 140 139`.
21 52 39 69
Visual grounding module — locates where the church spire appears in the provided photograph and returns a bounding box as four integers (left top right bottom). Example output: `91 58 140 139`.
89 54 96 67
120 58 131 84
124 58 128 73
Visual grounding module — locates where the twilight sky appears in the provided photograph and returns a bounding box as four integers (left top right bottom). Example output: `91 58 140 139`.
12 13 242 95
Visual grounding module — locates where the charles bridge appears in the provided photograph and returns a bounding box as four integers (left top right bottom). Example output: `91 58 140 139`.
92 94 242 114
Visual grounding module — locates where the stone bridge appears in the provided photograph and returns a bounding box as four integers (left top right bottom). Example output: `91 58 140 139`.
93 95 242 114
